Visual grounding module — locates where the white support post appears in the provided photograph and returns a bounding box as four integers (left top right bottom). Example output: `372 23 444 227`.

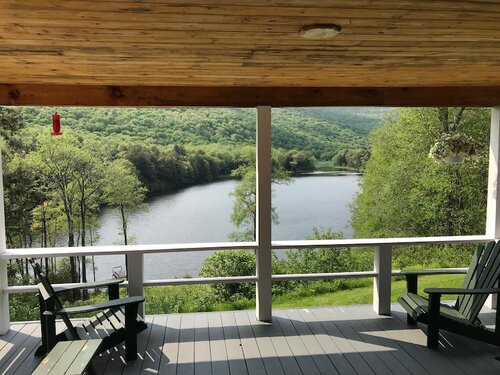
127 253 145 317
0 151 9 335
256 106 273 322
486 107 500 309
374 244 392 315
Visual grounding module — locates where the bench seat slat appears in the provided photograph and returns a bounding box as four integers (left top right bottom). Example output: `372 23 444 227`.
32 341 72 375
48 340 87 375
66 340 103 374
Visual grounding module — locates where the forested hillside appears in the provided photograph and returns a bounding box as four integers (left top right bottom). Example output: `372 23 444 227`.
20 107 391 161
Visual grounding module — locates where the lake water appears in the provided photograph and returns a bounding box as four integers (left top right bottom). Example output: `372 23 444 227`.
92 173 361 280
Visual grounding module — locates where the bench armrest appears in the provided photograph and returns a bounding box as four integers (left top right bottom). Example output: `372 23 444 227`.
43 296 144 316
424 287 500 295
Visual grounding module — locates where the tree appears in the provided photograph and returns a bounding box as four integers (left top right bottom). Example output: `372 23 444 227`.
72 148 106 296
228 165 290 241
104 159 147 246
351 107 490 268
30 134 82 289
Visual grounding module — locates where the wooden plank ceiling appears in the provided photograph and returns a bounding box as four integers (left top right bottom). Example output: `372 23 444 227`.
1 0 500 106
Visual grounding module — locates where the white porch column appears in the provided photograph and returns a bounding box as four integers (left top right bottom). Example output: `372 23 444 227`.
127 253 145 317
486 107 500 309
256 106 273 322
0 151 9 335
373 244 392 315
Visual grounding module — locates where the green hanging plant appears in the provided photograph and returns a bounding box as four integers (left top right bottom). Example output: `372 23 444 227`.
429 133 479 164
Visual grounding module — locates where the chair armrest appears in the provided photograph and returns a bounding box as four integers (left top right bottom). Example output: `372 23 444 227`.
43 296 144 316
424 287 500 295
399 269 468 294
397 268 468 276
53 279 124 294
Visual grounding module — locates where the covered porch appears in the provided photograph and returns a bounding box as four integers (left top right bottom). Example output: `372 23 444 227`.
2 1 500 373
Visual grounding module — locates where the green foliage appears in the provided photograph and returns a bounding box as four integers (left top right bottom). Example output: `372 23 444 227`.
0 107 24 150
103 159 147 245
332 147 370 170
351 107 490 269
19 107 383 161
200 250 256 301
9 293 39 321
284 228 355 274
228 163 291 240
352 108 489 240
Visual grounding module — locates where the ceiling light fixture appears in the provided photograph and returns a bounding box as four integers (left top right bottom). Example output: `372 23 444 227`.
299 24 342 40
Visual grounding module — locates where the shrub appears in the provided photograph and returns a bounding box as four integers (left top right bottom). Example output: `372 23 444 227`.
200 250 256 301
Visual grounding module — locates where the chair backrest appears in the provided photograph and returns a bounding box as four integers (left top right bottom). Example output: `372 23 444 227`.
29 259 80 340
457 241 500 322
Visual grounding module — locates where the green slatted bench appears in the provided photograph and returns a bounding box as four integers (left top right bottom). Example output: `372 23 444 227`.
398 240 500 349
32 339 102 375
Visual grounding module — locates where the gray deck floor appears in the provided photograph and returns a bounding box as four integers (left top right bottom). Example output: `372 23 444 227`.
2 304 500 374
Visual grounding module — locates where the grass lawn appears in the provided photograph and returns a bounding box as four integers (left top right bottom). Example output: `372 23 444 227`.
272 274 464 308
11 273 465 321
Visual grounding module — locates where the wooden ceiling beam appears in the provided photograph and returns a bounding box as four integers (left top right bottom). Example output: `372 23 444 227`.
1 84 500 107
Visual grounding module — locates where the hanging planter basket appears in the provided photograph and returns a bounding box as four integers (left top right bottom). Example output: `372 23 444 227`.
429 133 479 164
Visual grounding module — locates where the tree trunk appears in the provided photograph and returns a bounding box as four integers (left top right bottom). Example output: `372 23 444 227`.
120 204 129 276
439 107 449 133
80 198 88 299
120 204 128 245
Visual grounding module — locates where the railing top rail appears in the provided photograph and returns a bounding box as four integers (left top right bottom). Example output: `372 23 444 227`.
0 235 492 259
0 241 257 259
273 235 492 249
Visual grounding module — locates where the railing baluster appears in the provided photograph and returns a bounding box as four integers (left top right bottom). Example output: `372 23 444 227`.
256 106 273 322
374 244 392 315
486 107 500 310
0 150 9 335
127 253 145 317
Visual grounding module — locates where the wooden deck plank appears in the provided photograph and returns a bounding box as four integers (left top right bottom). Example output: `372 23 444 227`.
330 307 394 374
1 324 41 375
245 311 286 375
311 308 376 375
284 309 340 375
220 311 248 375
0 323 40 373
4 305 500 375
341 307 429 375
122 316 154 375
374 307 468 375
343 306 413 375
391 305 500 374
273 309 321 375
207 312 230 375
141 315 167 375
297 308 358 375
176 314 196 375
234 311 267 375
0 324 25 353
194 313 212 375
262 311 303 375
159 314 181 374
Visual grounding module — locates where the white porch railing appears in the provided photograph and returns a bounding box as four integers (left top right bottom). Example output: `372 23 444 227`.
0 235 489 329
0 107 499 335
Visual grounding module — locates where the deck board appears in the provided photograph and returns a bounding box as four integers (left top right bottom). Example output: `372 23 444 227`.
2 304 500 375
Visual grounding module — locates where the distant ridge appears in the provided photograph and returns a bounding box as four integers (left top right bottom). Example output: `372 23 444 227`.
20 107 393 160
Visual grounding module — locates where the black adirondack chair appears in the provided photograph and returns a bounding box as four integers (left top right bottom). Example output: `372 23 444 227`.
30 259 147 362
399 240 500 349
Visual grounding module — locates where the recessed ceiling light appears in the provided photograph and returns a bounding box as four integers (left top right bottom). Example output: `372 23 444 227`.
299 24 342 40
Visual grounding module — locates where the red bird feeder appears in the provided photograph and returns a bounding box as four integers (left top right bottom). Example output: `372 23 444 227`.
51 112 62 136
